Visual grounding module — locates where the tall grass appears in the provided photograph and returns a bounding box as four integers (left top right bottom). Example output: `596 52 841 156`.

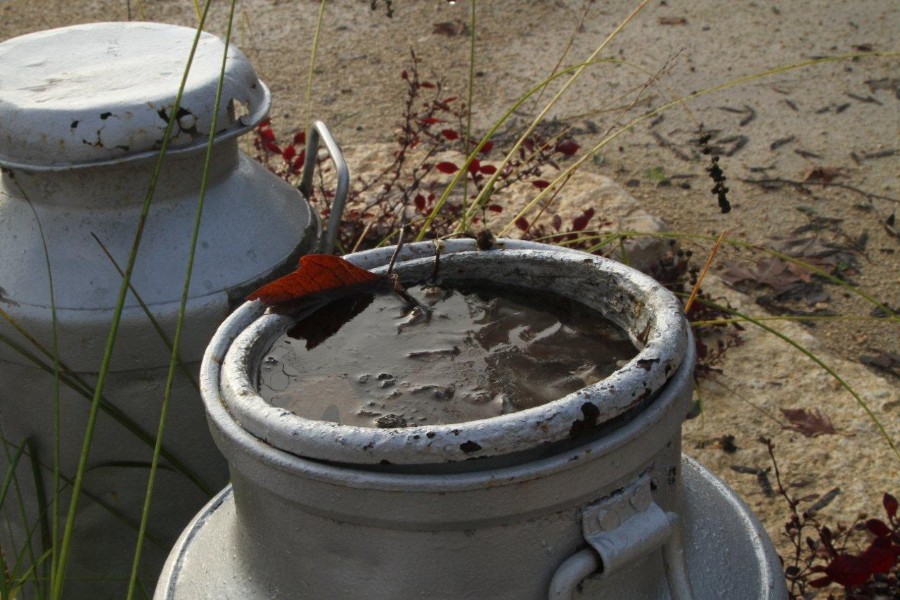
0 0 897 597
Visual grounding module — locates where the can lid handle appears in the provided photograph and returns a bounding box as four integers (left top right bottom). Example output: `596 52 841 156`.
299 121 349 255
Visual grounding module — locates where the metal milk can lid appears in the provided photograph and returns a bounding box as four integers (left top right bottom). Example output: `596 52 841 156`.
0 22 270 170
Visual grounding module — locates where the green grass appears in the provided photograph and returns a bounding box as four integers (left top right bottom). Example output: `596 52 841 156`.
0 1 897 597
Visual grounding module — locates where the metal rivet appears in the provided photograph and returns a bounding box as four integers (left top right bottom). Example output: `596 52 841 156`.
630 486 651 511
597 509 621 532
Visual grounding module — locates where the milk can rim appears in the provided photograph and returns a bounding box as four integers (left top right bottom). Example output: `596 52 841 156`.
207 241 690 465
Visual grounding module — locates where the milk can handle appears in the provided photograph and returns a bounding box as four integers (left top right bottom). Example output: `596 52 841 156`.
548 476 695 599
299 120 349 255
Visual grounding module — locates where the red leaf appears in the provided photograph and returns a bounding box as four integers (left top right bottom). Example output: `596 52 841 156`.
414 193 426 211
421 117 441 125
515 217 529 231
859 545 898 575
552 214 562 231
572 208 595 232
867 519 892 537
532 180 550 190
441 129 459 140
247 255 386 308
436 162 459 174
258 127 276 142
281 145 296 161
420 81 437 89
443 96 458 104
885 493 898 519
807 576 833 589
468 159 481 174
265 141 281 154
480 164 497 175
487 204 503 213
825 554 875 587
555 139 580 156
780 408 838 438
401 69 408 80
292 131 306 146
479 141 494 154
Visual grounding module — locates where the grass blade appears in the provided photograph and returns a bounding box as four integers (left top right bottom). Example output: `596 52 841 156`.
127 2 236 596
686 295 899 460
52 3 215 594
0 326 211 496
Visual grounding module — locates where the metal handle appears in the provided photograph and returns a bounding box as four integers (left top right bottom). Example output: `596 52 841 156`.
548 476 696 599
299 120 349 255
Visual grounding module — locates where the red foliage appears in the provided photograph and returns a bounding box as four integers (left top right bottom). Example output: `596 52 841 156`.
555 139 580 156
435 162 459 174
572 208 595 232
247 255 385 309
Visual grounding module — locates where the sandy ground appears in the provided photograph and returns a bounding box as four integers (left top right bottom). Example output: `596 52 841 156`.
1 0 898 589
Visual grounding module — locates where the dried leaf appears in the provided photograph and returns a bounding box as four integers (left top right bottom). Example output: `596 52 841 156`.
720 257 810 292
433 20 469 37
804 166 842 183
780 407 838 438
247 255 386 310
884 493 898 519
658 16 687 25
572 208 595 232
555 139 580 156
860 351 900 377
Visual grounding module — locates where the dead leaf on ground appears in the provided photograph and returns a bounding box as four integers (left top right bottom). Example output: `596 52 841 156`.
720 256 811 292
433 20 469 36
860 351 900 377
803 166 843 183
658 16 687 25
781 407 839 438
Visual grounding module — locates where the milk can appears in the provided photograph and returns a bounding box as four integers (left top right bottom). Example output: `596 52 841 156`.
0 22 346 598
157 240 787 599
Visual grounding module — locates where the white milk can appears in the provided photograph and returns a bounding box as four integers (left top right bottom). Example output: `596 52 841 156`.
0 22 345 598
158 240 787 599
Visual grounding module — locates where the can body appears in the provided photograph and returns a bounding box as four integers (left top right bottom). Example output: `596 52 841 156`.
0 22 318 598
157 241 787 599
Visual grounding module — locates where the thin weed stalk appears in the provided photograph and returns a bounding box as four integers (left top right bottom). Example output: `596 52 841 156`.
684 295 899 460
462 0 477 215
580 230 897 319
416 58 615 240
51 1 215 595
305 0 328 139
126 2 236 596
91 233 200 393
461 0 651 232
11 172 60 598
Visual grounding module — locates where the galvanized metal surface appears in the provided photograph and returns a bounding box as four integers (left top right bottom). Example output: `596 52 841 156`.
0 22 330 599
219 246 689 465
157 457 785 600
156 240 783 598
0 22 270 170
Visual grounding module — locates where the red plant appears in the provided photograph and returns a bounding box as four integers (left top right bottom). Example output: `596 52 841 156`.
762 438 900 598
252 52 583 253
